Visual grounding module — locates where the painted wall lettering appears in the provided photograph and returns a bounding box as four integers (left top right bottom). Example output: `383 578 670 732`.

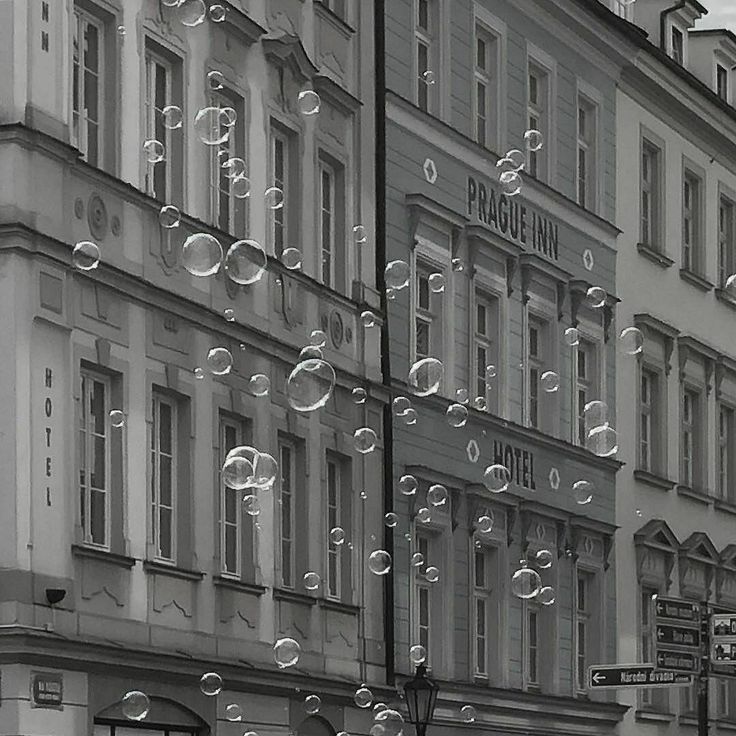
43 368 53 506
492 440 537 490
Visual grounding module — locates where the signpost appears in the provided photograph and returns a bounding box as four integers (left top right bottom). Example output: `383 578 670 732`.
652 596 701 673
653 596 699 623
587 664 694 691
655 649 699 673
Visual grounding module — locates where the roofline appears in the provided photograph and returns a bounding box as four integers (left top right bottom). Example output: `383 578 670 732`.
690 27 736 47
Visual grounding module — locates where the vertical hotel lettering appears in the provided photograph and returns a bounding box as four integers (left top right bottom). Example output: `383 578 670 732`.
44 367 53 506
467 176 559 261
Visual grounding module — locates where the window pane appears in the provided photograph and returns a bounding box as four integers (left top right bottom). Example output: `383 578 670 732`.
91 488 106 544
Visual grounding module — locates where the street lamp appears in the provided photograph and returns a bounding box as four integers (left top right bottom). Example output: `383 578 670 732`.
403 664 439 736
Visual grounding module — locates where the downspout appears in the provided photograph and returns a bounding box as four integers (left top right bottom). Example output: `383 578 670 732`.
374 0 395 688
660 1 687 51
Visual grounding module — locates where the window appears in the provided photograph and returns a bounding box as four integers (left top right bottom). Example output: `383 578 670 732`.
415 535 432 659
524 604 540 688
719 405 734 501
527 63 548 180
577 97 597 210
576 572 591 692
671 26 684 64
575 340 597 446
210 89 247 236
639 369 658 472
681 388 700 488
326 456 342 599
319 161 335 286
641 140 661 249
220 416 244 577
279 440 296 588
474 292 498 410
270 124 296 257
79 370 110 547
151 393 177 561
682 171 702 273
473 26 497 148
321 0 346 19
413 258 444 365
717 64 729 102
526 318 545 429
719 196 735 287
144 48 172 201
415 0 437 112
72 6 104 166
472 547 492 677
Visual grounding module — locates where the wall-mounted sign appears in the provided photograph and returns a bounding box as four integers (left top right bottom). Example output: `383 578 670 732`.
491 440 537 491
467 176 560 262
30 671 63 709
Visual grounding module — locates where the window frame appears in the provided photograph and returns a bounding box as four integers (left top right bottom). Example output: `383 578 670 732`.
576 92 598 212
639 368 657 472
410 244 449 369
719 194 735 287
319 158 337 288
681 386 701 489
269 123 293 257
278 438 297 589
682 169 703 274
472 24 498 149
414 0 438 113
525 315 546 430
143 46 174 202
219 414 245 578
414 534 433 662
473 289 498 411
718 403 735 502
641 138 662 250
671 25 685 64
575 570 592 694
523 601 540 690
717 63 730 102
472 545 492 678
574 336 599 447
326 454 343 601
151 392 178 563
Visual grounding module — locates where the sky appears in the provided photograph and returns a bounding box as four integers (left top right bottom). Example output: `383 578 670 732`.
696 0 736 31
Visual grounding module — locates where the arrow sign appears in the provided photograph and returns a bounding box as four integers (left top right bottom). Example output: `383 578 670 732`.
653 596 699 623
655 623 701 648
655 649 699 673
588 664 694 690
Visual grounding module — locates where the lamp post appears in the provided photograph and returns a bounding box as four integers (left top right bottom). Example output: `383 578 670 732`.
403 664 439 736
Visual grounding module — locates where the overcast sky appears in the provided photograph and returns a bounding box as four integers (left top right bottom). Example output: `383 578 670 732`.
696 0 736 30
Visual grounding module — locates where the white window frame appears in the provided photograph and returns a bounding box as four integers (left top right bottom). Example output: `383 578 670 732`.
472 545 492 678
278 439 297 589
319 159 336 288
523 600 540 690
220 415 244 578
718 404 733 501
326 455 342 601
79 369 111 549
670 24 685 65
576 83 600 213
144 47 173 201
681 387 698 488
574 337 599 447
682 168 702 273
639 368 655 472
641 137 662 250
525 314 546 430
526 44 556 184
719 193 735 287
209 88 242 235
72 6 105 167
575 570 592 693
414 534 433 662
414 0 437 113
270 126 290 256
151 393 177 563
473 290 498 410
717 62 730 103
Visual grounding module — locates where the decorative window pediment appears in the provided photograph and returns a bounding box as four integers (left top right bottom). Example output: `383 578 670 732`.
634 313 679 375
634 519 679 589
678 335 718 392
679 532 718 599
263 32 319 81
406 193 467 253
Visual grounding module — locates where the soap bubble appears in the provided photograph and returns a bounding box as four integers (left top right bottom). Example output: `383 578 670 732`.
223 308 235 322
587 423 618 457
304 694 321 714
221 157 246 179
354 427 378 454
122 691 150 721
536 549 553 569
403 408 418 425
483 464 510 493
452 257 464 272
573 479 594 505
73 241 100 270
265 187 284 210
231 176 251 199
242 494 260 516
500 170 522 196
286 359 335 412
361 310 380 328
352 387 367 404
392 396 412 416
299 346 323 361
310 329 327 347
193 106 231 146
421 70 436 85
416 507 431 524
524 129 544 151
446 403 468 427
368 550 392 575
374 707 405 736
429 272 446 292
222 456 254 490
206 347 233 375
408 358 443 396
329 527 346 546
297 89 321 115
209 4 226 22
110 410 125 428
584 400 608 431
182 233 222 276
159 204 181 228
398 474 418 496
143 139 165 163
541 371 560 393
476 513 493 534
411 552 424 567
511 565 542 599
225 704 242 721
179 0 207 26
281 248 302 270
409 644 426 665
427 484 448 506
161 105 183 130
353 225 368 243
586 286 607 309
425 566 439 583
538 586 556 605
354 686 373 708
460 705 476 723
385 260 411 290
273 637 301 668
384 512 398 528
564 327 580 346
193 367 205 380
620 326 644 355
249 373 270 397
199 672 223 696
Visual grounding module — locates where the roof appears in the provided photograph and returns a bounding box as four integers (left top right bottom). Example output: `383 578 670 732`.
689 27 736 48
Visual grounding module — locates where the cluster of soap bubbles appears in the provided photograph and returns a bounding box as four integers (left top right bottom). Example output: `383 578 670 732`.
493 130 544 197
222 445 278 496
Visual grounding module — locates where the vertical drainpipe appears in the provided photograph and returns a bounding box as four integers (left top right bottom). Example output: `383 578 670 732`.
374 0 395 688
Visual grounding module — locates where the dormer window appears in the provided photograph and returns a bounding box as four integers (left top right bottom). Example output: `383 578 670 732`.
717 63 729 101
671 26 684 64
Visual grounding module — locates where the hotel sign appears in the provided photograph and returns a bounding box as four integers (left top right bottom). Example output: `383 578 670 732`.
491 440 537 491
467 175 559 261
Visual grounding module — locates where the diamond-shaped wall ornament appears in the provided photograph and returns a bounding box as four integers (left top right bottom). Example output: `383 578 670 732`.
583 249 595 272
548 467 560 490
466 439 480 464
423 157 438 184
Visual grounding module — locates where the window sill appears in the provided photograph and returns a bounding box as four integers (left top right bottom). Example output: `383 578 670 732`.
634 469 676 491
676 484 713 505
212 575 266 596
318 597 360 615
679 268 714 292
72 544 136 569
637 243 674 268
716 287 736 310
273 587 317 606
679 714 699 726
714 498 736 516
635 709 676 723
142 560 205 581
715 719 736 732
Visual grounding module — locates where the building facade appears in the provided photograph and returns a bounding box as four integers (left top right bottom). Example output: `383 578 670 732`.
0 1 387 735
611 0 736 733
385 0 632 732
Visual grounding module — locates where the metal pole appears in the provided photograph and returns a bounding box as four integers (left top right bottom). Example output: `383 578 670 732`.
699 601 710 736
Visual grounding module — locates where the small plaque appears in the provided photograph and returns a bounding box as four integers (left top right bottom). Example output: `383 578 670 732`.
30 671 63 709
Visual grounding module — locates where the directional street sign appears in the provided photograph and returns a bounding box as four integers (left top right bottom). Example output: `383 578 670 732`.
656 649 699 673
653 596 699 623
656 623 701 648
588 664 694 691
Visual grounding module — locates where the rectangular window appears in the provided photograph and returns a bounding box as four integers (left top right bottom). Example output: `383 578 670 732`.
639 369 657 472
717 64 729 101
473 547 492 677
576 573 591 692
413 258 444 365
415 0 436 113
220 416 244 576
719 405 733 501
279 440 296 588
320 161 336 287
527 63 548 181
210 88 246 236
151 393 177 561
681 388 700 488
473 26 497 148
576 340 597 446
526 318 545 429
683 171 702 273
416 535 432 660
577 96 597 210
641 140 661 249
525 606 539 688
79 370 110 547
671 26 684 64
144 48 173 201
719 196 735 287
72 7 104 167
474 292 498 410
326 456 342 600
270 125 295 257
